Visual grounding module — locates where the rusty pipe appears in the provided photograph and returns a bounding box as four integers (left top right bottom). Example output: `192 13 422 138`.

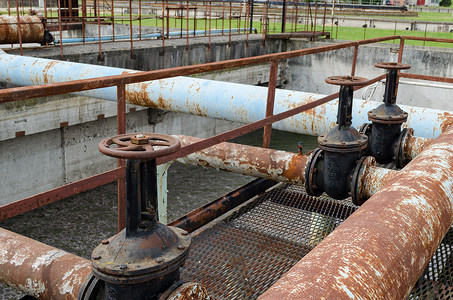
0 15 44 44
0 51 451 140
175 135 309 185
403 134 432 162
260 125 453 300
0 227 92 299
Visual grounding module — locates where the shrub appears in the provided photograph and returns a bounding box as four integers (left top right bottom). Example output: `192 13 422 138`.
440 0 451 7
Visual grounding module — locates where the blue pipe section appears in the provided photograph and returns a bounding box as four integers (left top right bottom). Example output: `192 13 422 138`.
55 28 254 44
0 50 449 139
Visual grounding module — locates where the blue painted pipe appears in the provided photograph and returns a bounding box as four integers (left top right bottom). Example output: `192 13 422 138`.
54 28 254 44
0 50 450 139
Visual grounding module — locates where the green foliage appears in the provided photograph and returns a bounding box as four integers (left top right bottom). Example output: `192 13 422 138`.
440 0 452 7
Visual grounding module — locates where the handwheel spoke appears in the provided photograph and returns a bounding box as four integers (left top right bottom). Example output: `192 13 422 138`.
118 145 144 151
150 140 170 147
112 137 131 147
144 144 155 152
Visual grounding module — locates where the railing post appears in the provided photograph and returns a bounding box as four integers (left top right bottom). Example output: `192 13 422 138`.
249 0 254 34
398 37 405 63
157 162 173 224
351 44 359 76
57 0 64 59
129 0 134 59
262 59 279 148
14 0 23 56
97 0 103 61
117 84 127 232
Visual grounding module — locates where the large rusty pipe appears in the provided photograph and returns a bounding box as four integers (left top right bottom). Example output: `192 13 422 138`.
260 125 453 300
0 227 92 299
175 135 309 185
0 15 44 44
0 51 451 140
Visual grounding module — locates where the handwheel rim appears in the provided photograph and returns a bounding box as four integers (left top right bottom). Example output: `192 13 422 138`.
99 133 181 160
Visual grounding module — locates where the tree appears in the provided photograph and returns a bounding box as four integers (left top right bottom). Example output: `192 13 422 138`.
440 0 451 7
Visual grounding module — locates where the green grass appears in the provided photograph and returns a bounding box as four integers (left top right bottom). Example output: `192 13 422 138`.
381 11 453 22
333 26 453 47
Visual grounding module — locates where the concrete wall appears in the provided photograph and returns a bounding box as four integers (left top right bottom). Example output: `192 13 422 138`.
284 39 453 111
0 109 239 204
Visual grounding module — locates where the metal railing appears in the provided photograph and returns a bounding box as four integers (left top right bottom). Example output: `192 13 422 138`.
0 35 451 231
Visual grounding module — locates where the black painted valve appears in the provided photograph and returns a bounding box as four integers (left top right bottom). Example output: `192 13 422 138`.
305 76 369 200
91 133 191 300
360 62 412 167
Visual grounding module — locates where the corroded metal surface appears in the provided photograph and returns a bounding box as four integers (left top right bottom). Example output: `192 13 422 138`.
99 133 180 160
0 16 44 44
169 178 277 233
161 282 212 300
0 227 91 299
260 125 453 300
354 156 399 202
0 167 124 221
404 135 432 161
174 135 309 185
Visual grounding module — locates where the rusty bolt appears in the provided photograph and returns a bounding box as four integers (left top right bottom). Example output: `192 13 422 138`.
101 239 109 245
181 231 189 236
156 258 164 263
93 255 102 260
131 134 149 145
178 245 186 250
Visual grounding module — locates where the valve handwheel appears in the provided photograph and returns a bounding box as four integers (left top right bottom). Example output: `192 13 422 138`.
325 75 370 86
99 133 180 159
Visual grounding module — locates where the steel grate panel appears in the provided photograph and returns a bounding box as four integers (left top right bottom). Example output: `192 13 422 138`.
409 228 453 299
181 184 453 299
180 185 358 299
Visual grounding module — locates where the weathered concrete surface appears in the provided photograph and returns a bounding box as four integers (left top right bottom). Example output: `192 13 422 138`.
284 39 453 111
0 109 240 205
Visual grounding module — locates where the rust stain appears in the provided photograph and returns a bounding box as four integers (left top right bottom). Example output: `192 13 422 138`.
42 61 58 85
439 112 453 133
0 227 91 299
0 16 44 44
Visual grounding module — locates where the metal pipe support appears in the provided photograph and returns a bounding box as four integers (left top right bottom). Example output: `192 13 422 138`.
0 52 451 140
260 125 453 300
0 227 92 299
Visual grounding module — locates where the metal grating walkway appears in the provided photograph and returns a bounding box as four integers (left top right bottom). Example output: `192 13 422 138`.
180 184 358 299
181 184 453 299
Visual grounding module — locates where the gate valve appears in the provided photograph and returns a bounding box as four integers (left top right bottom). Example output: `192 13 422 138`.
360 62 412 167
91 133 191 300
305 76 369 200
